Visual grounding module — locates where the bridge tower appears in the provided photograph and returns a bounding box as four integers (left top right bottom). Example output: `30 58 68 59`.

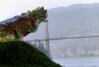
45 21 50 58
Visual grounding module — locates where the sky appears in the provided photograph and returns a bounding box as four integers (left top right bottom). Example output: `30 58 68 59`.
0 0 99 21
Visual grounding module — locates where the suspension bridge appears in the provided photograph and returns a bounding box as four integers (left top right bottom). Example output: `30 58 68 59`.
25 34 99 58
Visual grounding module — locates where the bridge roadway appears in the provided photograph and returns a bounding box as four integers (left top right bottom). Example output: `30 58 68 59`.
25 34 99 42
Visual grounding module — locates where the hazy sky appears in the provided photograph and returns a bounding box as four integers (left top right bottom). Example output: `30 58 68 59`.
0 0 99 21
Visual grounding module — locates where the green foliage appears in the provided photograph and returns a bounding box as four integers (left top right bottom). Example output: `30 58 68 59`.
28 23 36 32
0 32 4 37
0 7 48 39
0 39 61 67
13 31 21 39
30 7 47 23
0 38 17 43
21 7 47 23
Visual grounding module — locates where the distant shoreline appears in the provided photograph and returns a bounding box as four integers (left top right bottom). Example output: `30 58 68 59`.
52 56 99 59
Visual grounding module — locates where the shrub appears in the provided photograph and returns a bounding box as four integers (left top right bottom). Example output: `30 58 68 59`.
0 38 61 67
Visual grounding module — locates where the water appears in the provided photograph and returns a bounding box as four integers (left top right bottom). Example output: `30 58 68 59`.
53 57 99 67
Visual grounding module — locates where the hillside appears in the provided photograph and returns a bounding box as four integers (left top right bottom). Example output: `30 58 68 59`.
0 38 61 67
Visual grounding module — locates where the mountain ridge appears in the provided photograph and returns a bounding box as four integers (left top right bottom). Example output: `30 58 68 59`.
24 3 99 58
